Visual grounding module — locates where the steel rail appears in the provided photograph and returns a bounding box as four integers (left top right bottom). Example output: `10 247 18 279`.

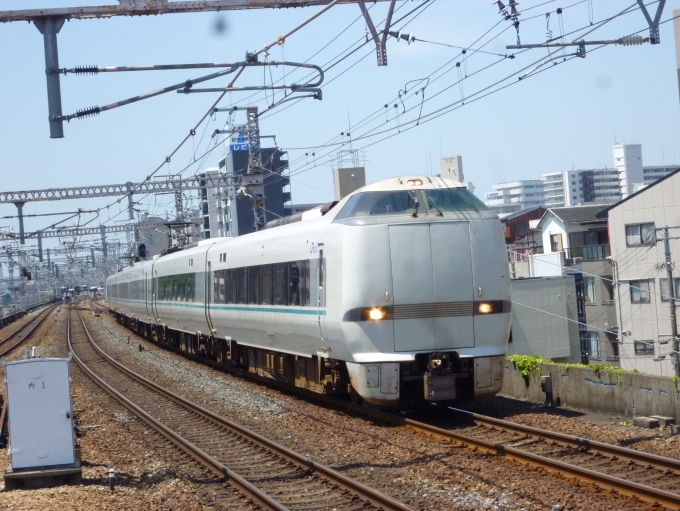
143 344 680 508
447 406 680 475
67 308 288 511
0 303 59 357
103 306 680 508
75 309 414 511
395 414 680 509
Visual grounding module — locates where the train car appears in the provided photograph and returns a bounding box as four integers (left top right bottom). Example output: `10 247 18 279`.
106 176 511 407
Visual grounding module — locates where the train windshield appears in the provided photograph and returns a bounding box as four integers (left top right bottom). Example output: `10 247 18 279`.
335 188 488 219
335 191 416 218
422 188 488 213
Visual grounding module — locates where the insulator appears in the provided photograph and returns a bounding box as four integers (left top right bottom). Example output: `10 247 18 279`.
620 35 645 46
75 106 101 119
74 65 99 75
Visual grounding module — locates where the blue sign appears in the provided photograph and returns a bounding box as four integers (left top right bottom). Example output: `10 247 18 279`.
229 143 249 152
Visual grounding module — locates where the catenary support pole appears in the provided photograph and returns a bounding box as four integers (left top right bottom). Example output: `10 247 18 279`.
15 202 26 245
100 225 108 258
37 231 43 262
33 17 65 138
126 182 135 220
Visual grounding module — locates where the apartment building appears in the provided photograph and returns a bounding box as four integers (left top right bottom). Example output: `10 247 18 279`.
484 144 678 214
484 180 545 216
598 168 680 376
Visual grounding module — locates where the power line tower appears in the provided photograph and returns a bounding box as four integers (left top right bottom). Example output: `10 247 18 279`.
244 105 267 231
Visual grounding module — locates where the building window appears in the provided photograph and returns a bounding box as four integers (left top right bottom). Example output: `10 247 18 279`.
628 280 649 303
659 278 680 301
625 223 655 246
588 332 600 358
630 280 650 303
634 340 655 355
550 233 563 252
584 277 597 304
602 277 614 302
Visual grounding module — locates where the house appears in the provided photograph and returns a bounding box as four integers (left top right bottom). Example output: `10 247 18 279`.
597 168 680 376
537 205 610 262
508 205 619 364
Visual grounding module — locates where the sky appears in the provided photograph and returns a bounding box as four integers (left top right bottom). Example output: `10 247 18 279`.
0 0 679 252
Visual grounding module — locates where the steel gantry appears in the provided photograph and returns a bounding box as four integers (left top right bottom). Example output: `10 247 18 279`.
0 221 166 242
0 174 227 244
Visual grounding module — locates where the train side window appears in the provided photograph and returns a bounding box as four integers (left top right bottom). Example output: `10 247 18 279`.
260 265 273 305
247 266 260 305
226 269 237 304
236 267 248 304
288 262 301 305
301 260 310 306
214 270 226 303
273 263 288 305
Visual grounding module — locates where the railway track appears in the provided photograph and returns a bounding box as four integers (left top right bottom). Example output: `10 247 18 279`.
352 402 680 509
100 307 680 509
315 398 680 509
68 307 415 511
431 406 680 509
0 302 59 358
0 302 60 446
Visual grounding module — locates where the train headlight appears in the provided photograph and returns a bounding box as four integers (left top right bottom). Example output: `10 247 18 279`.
369 308 385 320
475 301 508 314
478 303 494 314
407 179 423 186
361 307 388 321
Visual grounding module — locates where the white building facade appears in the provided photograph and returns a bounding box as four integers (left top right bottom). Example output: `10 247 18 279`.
484 144 678 212
485 179 545 216
613 144 644 198
601 169 680 376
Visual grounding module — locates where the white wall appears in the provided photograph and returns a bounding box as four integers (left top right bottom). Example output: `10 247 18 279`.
609 171 680 376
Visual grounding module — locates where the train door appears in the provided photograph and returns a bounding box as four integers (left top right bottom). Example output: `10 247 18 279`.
204 258 216 335
152 266 159 323
389 224 435 351
389 222 475 351
316 244 328 345
143 270 153 319
429 222 474 349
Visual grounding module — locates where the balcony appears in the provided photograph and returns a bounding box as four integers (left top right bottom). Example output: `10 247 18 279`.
564 244 611 261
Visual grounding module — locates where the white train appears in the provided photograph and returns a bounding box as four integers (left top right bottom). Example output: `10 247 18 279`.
106 176 511 407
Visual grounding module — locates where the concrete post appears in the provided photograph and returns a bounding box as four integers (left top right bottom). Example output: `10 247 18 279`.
663 226 680 377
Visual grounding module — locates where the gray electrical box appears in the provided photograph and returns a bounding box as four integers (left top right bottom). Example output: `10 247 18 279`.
3 358 76 470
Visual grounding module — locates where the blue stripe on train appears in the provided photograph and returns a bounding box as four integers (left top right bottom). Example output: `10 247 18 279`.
111 298 326 316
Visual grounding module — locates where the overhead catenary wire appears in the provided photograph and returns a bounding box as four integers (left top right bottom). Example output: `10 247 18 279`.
278 1 671 185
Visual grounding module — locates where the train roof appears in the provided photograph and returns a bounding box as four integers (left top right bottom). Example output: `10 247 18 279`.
356 175 464 193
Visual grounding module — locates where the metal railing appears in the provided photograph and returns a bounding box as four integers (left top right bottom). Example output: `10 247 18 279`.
565 244 611 261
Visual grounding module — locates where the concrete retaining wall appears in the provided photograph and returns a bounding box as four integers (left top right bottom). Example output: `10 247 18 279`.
501 360 680 420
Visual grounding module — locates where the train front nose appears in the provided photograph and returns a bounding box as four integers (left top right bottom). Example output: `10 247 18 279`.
388 221 475 352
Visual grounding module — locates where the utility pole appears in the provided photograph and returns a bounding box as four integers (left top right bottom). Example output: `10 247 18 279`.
662 225 680 376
